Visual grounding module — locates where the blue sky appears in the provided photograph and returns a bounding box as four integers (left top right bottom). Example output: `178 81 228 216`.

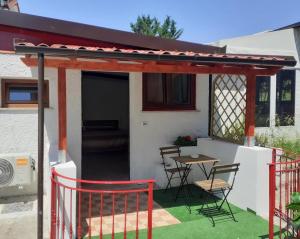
19 0 300 44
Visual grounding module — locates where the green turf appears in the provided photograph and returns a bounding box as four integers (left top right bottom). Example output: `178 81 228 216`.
92 186 281 239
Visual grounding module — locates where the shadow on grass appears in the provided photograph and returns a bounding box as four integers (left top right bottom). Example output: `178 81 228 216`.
259 229 290 239
154 184 242 224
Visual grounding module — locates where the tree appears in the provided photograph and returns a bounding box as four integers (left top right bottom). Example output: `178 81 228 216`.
158 16 183 39
130 15 183 39
130 15 160 37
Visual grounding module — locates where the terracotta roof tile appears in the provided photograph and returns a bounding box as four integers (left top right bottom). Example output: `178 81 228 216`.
14 42 296 67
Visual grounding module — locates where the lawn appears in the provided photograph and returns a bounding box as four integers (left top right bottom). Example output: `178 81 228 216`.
91 185 281 239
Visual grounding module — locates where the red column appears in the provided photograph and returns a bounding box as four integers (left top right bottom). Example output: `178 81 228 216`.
58 68 67 151
245 73 256 146
269 163 276 239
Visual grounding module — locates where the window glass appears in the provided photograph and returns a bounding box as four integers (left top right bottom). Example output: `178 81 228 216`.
255 76 270 127
8 86 38 101
143 73 195 110
166 74 190 105
276 70 295 126
145 73 164 104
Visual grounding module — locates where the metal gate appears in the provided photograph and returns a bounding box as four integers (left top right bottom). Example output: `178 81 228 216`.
269 148 300 239
50 168 155 239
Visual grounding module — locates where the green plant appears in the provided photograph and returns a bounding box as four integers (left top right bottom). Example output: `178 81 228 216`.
256 132 300 156
223 119 245 144
287 192 300 225
275 114 295 127
174 136 197 147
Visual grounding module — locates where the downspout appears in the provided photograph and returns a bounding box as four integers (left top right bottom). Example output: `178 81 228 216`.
37 53 45 239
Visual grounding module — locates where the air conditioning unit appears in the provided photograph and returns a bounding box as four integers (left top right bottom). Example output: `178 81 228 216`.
0 153 35 188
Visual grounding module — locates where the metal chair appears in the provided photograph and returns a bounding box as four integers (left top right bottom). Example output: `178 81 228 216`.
159 146 190 192
194 163 240 226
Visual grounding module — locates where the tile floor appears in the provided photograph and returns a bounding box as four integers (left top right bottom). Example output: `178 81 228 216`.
80 192 180 237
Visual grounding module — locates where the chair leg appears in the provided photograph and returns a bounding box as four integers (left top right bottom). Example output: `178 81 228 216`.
220 189 237 222
199 194 216 227
164 173 173 192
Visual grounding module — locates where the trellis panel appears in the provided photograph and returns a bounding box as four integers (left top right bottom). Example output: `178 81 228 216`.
211 74 246 144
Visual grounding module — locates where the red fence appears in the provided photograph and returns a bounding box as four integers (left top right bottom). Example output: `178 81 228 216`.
269 148 300 239
50 168 155 239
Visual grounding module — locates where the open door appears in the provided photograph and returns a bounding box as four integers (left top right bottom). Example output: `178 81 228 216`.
81 71 129 180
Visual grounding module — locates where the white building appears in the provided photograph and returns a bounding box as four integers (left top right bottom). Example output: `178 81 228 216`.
213 23 300 138
0 10 297 237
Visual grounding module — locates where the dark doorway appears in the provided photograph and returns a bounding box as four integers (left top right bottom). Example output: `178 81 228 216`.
81 72 129 180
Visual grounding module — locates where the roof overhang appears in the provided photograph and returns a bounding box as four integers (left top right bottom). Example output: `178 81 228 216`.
0 10 224 53
14 42 297 76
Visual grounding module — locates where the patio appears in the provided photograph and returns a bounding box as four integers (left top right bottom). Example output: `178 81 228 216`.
87 186 277 239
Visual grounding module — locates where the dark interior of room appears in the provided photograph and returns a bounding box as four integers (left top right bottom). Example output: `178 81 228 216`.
81 71 129 180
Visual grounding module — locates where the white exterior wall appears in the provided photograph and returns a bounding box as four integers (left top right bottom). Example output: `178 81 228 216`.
213 28 300 136
66 70 82 177
129 73 210 185
53 160 77 239
0 53 59 197
0 53 274 221
197 138 272 218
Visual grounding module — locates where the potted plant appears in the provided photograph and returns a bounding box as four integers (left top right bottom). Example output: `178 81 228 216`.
286 192 300 238
174 135 197 147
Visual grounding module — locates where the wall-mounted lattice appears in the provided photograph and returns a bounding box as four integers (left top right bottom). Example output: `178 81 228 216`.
211 74 246 144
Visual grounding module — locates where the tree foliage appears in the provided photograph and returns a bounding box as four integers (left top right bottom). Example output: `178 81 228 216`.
130 15 183 39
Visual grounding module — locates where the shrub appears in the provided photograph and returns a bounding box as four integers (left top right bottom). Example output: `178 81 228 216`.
174 136 197 147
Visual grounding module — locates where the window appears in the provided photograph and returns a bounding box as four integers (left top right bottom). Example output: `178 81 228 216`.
1 79 49 108
255 76 270 127
143 73 196 110
276 70 295 126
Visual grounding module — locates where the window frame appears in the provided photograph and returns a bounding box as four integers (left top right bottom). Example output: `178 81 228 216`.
142 73 196 111
255 76 271 127
1 79 49 108
275 70 295 126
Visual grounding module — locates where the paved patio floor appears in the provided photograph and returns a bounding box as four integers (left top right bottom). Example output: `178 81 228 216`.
90 186 282 239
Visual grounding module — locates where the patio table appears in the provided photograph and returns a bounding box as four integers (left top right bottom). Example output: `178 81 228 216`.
171 154 219 213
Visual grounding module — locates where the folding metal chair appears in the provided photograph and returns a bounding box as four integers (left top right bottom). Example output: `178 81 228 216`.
159 146 190 192
194 163 240 226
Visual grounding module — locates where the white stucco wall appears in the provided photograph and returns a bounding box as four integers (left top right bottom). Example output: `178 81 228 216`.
66 69 82 178
213 28 300 136
197 138 272 219
129 73 210 184
53 160 77 239
0 53 59 197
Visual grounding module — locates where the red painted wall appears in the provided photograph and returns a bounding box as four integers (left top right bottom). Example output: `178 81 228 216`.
0 25 131 51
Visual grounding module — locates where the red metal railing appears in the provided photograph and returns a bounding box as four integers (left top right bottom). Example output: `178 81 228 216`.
50 168 155 239
269 148 300 239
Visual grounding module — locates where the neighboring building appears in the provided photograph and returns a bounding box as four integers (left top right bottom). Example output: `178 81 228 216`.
0 0 20 12
213 23 300 137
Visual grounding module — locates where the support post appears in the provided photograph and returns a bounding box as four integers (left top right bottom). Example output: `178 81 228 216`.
244 73 256 146
58 68 67 162
37 53 45 239
147 181 153 239
269 163 276 239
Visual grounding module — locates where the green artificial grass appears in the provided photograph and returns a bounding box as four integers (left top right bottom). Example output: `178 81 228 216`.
91 186 281 239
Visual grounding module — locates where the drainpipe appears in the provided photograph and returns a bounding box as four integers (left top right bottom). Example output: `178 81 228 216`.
37 53 45 239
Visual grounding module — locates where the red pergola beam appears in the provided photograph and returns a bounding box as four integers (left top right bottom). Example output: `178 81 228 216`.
21 57 280 76
245 73 256 146
58 68 67 151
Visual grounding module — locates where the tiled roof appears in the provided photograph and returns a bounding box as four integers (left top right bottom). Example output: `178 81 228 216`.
14 42 297 67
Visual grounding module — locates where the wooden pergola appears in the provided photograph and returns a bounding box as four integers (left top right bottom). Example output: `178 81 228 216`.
14 41 296 239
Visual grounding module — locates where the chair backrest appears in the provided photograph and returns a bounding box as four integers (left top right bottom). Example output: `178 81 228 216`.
159 146 181 169
210 163 240 190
